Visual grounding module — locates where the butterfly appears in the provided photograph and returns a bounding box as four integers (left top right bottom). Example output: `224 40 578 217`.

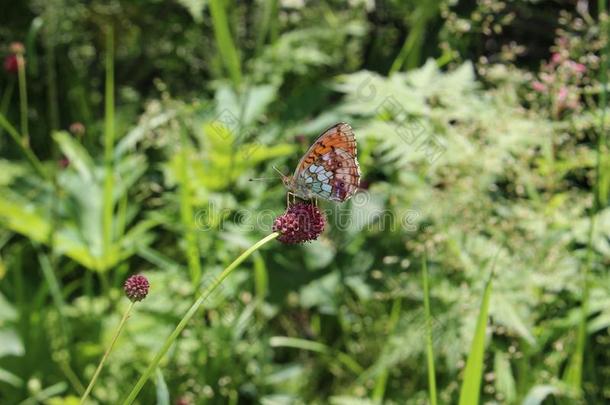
280 122 360 203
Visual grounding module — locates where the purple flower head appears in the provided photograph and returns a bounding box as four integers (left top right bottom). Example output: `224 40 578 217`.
3 54 18 74
123 274 150 302
272 202 326 244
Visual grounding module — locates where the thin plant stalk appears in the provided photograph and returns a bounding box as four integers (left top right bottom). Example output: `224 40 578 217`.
178 124 202 287
102 27 115 268
0 79 15 138
566 4 610 393
422 254 438 405
16 53 29 146
0 113 47 179
209 0 242 88
80 301 136 404
255 0 279 54
121 232 279 405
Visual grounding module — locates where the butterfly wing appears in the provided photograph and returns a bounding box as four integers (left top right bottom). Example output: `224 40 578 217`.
292 122 360 202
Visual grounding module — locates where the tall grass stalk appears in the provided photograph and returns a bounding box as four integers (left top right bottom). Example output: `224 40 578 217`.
566 4 610 394
16 53 29 146
121 232 279 404
422 254 438 405
102 27 115 268
209 0 242 88
389 1 440 74
255 0 279 54
80 301 136 404
0 80 15 138
458 261 496 405
178 124 202 286
45 39 60 135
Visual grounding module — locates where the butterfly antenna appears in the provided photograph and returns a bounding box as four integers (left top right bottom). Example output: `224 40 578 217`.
248 177 274 182
249 166 288 182
272 166 287 179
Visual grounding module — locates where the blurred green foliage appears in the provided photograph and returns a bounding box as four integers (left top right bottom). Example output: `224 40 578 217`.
0 0 609 404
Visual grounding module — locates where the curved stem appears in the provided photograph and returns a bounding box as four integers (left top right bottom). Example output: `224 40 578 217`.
121 232 280 405
17 54 28 147
80 301 135 404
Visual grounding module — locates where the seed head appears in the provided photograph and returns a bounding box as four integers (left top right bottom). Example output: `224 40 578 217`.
69 122 86 137
9 42 25 55
123 274 149 302
3 54 18 74
272 202 326 244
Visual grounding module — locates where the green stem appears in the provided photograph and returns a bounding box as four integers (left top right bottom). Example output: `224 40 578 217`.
45 38 60 138
179 124 202 287
0 113 47 179
121 232 279 405
209 0 242 88
80 301 135 404
17 54 29 146
566 5 610 394
422 254 438 405
102 27 115 268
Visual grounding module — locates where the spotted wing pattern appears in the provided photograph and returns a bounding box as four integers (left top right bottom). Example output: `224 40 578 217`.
291 122 360 202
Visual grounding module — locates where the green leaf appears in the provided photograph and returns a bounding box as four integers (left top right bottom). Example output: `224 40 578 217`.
458 274 493 405
0 329 24 357
494 351 516 404
522 385 560 405
53 131 95 181
155 368 170 405
0 367 23 388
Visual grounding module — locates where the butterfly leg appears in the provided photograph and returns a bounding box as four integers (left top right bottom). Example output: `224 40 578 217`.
286 192 296 207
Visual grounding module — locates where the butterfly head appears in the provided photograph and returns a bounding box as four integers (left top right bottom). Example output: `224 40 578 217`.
273 166 292 187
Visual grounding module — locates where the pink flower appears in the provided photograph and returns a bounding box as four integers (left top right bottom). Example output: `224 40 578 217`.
532 81 546 92
551 53 563 64
568 61 586 74
540 72 554 84
557 87 569 103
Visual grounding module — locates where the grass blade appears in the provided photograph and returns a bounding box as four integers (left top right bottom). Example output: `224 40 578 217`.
458 261 496 405
209 0 242 88
564 4 610 395
102 27 115 268
422 254 438 405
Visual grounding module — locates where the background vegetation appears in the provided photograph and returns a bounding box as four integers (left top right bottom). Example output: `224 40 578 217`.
0 0 609 404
